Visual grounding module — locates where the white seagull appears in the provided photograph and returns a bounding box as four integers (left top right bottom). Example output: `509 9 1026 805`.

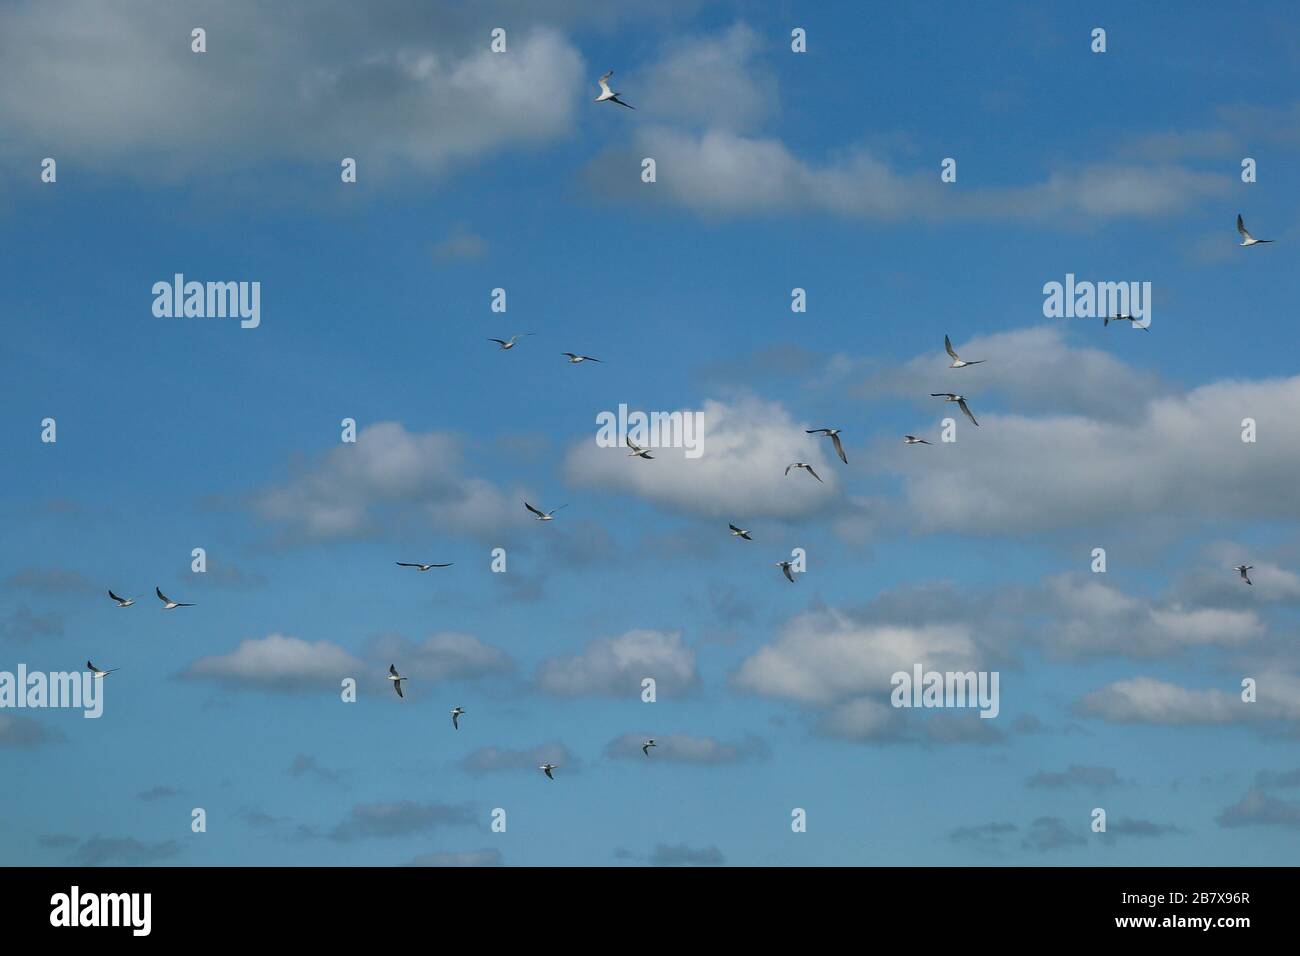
525 501 567 521
806 428 848 464
451 706 465 730
1104 313 1149 331
540 763 558 780
488 334 532 350
626 439 654 459
108 590 135 607
594 70 635 109
87 660 119 678
786 462 824 483
388 664 407 698
775 560 797 583
642 739 657 756
903 435 932 445
563 353 602 364
1237 214 1273 247
728 523 753 540
1235 565 1254 586
155 586 194 610
395 561 453 572
931 393 979 427
944 334 985 368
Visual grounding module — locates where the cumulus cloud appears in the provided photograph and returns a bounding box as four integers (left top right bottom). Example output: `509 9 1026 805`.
604 732 768 764
885 374 1300 534
564 396 839 519
367 632 513 685
182 633 363 691
535 629 696 697
251 422 520 542
1215 789 1300 829
1075 677 1246 725
0 3 584 180
637 23 773 131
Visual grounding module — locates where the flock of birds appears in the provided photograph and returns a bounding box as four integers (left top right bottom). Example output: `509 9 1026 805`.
84 72 1275 786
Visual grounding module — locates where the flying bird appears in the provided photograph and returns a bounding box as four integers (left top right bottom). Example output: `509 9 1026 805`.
1104 313 1149 331
525 501 567 521
388 664 407 698
626 439 654 459
108 590 135 607
562 353 602 364
728 524 753 540
903 435 932 445
931 393 979 427
86 660 119 678
806 428 848 464
487 334 531 350
775 560 797 583
155 587 194 610
540 763 558 780
451 706 465 730
594 70 635 109
944 335 985 368
1237 214 1273 247
642 739 657 756
395 562 453 572
785 462 823 483
1235 565 1254 586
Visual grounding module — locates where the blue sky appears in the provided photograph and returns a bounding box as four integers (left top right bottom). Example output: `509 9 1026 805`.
4 0 1300 866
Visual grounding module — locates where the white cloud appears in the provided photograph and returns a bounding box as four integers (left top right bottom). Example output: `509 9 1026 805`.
604 732 767 763
637 23 773 131
252 421 519 541
536 629 696 697
564 396 839 518
183 633 363 691
367 632 513 683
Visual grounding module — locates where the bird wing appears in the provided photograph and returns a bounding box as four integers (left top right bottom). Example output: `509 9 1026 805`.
784 464 794 475
430 563 453 568
807 464 823 482
610 95 635 109
544 767 554 779
945 335 958 360
931 393 955 399
87 660 97 672
958 399 979 426
155 587 170 603
831 432 847 464
783 563 796 583
729 524 743 533
488 338 508 346
389 664 399 677
109 590 125 602
394 681 404 698
396 562 420 568
525 502 545 517
452 714 460 729
1237 214 1250 239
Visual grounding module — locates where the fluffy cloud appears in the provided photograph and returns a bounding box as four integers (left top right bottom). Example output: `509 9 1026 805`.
535 629 696 697
0 3 584 179
367 632 513 684
182 633 363 691
252 422 519 541
1075 677 1247 725
565 396 839 519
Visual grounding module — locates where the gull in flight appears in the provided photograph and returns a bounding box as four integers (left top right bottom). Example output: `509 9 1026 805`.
1237 214 1273 247
388 664 407 698
775 560 797 583
806 428 848 464
525 501 567 521
155 587 195 610
87 660 119 678
903 435 932 445
1235 565 1254 586
728 523 753 540
786 462 823 483
108 590 135 607
594 71 635 109
451 706 465 730
626 439 654 459
540 763 558 780
488 334 532 350
642 739 657 756
944 335 985 368
931 393 979 427
1104 313 1149 331
563 353 602 364
395 561 453 572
